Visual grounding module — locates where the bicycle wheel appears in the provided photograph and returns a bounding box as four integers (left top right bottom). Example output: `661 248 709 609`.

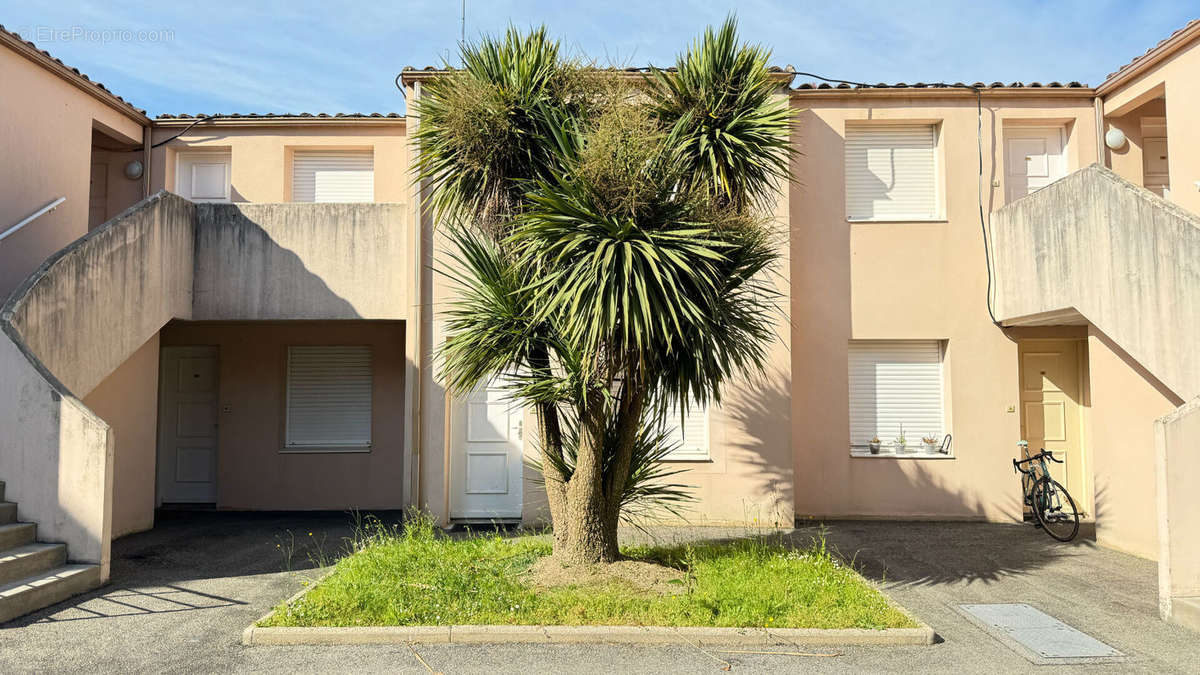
1033 477 1080 542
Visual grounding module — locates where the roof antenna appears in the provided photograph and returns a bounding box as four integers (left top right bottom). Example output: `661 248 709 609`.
461 0 466 46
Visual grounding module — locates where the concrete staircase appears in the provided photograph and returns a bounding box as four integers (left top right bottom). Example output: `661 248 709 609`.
0 480 101 624
992 164 1200 400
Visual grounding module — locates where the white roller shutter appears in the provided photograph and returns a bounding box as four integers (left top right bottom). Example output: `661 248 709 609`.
661 400 710 460
285 346 373 448
176 151 231 203
845 124 938 220
292 150 374 202
848 340 944 447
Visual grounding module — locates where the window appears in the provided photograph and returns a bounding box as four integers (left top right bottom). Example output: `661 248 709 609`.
848 340 945 453
175 151 231 202
292 150 374 202
844 124 939 221
285 346 372 450
660 400 710 461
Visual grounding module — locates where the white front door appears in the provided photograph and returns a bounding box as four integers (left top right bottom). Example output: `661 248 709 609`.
1142 136 1170 198
1005 126 1067 203
157 346 219 503
450 380 524 519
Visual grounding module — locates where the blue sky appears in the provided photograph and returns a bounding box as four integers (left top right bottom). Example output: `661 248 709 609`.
1 1 1193 116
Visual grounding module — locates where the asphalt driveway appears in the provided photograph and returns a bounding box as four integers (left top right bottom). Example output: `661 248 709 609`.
1 513 1198 673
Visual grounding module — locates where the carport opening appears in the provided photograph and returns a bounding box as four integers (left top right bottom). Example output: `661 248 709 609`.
149 319 408 517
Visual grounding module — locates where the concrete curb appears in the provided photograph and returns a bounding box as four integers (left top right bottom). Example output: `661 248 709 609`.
243 623 936 647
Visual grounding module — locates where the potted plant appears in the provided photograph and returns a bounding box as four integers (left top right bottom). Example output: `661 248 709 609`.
868 436 882 454
922 434 940 453
893 424 907 453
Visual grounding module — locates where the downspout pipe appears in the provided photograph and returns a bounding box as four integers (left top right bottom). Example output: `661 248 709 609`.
143 125 152 199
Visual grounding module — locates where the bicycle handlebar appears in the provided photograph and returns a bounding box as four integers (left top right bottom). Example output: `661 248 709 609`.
1012 448 1063 473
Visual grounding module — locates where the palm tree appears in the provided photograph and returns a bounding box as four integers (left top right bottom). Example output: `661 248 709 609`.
416 16 791 564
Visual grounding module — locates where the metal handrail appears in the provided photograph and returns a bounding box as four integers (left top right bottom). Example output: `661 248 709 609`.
0 197 66 243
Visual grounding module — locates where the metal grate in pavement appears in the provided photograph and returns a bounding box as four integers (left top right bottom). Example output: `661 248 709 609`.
959 603 1126 664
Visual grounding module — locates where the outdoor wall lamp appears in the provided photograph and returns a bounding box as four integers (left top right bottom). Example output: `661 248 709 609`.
124 160 144 180
1104 127 1127 151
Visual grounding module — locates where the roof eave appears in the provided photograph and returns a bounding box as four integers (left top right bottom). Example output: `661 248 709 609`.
1096 20 1200 96
152 116 406 128
400 68 796 87
789 86 1096 100
0 27 149 125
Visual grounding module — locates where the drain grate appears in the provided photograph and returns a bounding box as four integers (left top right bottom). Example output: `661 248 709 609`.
959 603 1125 664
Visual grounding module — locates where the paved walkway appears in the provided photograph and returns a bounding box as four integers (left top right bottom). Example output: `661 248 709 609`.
1 514 1197 673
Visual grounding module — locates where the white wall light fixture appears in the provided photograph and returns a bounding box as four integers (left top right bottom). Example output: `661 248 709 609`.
1104 127 1127 150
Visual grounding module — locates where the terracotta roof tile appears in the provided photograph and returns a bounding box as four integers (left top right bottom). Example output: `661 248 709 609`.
1105 18 1200 81
401 64 791 73
0 23 147 117
154 112 402 120
791 80 1087 91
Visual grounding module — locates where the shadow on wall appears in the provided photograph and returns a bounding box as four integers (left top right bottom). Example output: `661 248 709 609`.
799 448 1017 522
720 374 795 527
191 203 368 321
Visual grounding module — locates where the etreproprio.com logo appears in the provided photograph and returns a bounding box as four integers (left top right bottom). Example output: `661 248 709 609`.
11 25 175 44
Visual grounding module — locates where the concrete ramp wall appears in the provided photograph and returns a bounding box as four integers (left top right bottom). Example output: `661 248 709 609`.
992 164 1200 400
1157 397 1200 631
0 192 196 579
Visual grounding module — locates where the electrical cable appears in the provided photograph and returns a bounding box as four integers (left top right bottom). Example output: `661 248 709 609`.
149 115 224 149
792 72 999 325
113 114 227 152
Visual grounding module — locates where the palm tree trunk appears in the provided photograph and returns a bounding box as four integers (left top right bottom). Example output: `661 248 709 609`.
529 345 570 550
536 401 570 550
601 369 644 555
559 389 618 563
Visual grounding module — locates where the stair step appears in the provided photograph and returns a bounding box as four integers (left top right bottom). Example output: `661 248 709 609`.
0 543 67 587
0 523 35 551
0 564 101 624
0 502 15 525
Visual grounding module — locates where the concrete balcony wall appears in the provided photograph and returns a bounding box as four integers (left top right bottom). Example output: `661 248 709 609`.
193 203 409 321
0 192 410 579
992 164 1200 401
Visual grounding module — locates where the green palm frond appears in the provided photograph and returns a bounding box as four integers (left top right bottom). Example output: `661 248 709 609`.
438 225 551 394
643 15 793 210
412 26 578 229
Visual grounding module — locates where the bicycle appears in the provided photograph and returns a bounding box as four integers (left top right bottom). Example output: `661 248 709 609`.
1013 440 1081 542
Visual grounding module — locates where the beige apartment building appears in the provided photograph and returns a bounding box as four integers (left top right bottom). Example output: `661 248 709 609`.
1 21 1198 629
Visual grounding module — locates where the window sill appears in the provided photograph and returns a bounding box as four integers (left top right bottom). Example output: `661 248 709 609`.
661 456 713 463
850 449 954 460
846 218 948 224
280 446 371 454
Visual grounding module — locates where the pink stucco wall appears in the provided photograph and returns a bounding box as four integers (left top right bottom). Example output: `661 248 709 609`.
159 321 407 511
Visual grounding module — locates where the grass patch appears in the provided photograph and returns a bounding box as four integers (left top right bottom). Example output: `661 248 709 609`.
260 515 916 630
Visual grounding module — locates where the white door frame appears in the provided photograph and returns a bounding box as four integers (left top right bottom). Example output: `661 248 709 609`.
449 379 524 520
156 345 220 504
1004 125 1068 203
